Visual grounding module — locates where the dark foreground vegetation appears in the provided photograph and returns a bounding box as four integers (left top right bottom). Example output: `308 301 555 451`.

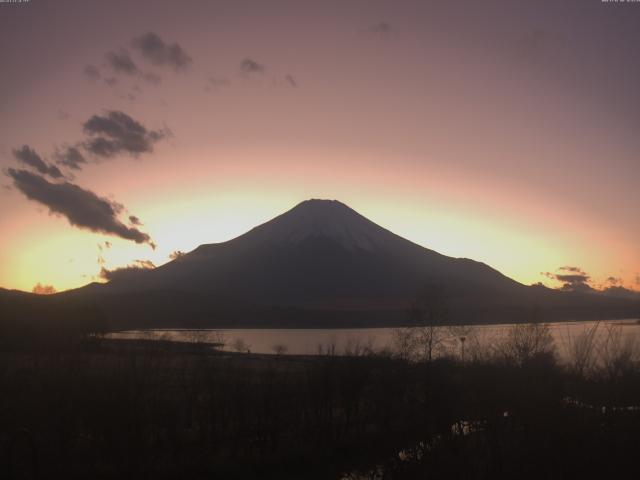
1 321 640 480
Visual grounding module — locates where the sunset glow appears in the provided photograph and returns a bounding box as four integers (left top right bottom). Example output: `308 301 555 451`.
1 0 638 294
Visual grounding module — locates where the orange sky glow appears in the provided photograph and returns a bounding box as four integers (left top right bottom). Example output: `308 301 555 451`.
1 0 638 294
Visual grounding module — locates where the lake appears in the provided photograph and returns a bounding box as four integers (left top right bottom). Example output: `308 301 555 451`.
108 318 640 361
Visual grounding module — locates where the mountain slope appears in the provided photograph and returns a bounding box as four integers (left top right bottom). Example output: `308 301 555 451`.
99 199 523 302
51 199 640 327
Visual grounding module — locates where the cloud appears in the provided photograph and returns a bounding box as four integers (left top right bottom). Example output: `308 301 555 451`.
606 276 622 286
32 283 56 295
129 215 142 226
84 64 101 80
284 74 298 88
106 49 138 75
368 22 393 38
132 32 192 70
105 48 162 85
134 259 155 269
82 110 169 158
169 250 186 260
559 266 582 273
54 145 87 171
13 145 64 179
99 259 155 282
6 168 154 247
541 266 594 293
636 275 640 286
240 58 265 75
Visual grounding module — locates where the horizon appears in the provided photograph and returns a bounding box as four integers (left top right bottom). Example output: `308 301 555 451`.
1 0 639 294
3 196 639 297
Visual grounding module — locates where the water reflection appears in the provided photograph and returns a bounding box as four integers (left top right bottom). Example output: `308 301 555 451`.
108 319 640 363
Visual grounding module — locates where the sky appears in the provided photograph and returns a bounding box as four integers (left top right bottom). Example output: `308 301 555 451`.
0 0 639 294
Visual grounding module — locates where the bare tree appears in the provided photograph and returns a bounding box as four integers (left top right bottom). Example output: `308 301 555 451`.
563 321 601 377
598 324 638 381
271 343 288 355
409 284 449 362
231 338 250 353
497 322 555 366
211 330 226 351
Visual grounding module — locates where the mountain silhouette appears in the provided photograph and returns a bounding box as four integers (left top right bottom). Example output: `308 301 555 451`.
100 199 521 301
5 199 639 329
57 199 633 328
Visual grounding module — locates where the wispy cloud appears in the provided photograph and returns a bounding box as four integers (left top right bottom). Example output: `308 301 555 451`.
541 266 594 292
83 110 170 158
240 58 265 76
99 259 156 282
132 32 192 71
6 168 155 247
13 145 64 179
54 145 87 171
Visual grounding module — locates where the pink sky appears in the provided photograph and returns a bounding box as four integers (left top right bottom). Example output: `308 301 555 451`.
1 0 639 293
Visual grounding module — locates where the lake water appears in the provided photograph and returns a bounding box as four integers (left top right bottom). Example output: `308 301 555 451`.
108 318 640 361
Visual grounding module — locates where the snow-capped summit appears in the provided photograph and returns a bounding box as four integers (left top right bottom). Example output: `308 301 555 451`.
238 199 403 252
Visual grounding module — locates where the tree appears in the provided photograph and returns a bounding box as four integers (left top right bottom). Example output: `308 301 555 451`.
406 284 449 362
498 322 555 366
271 343 288 355
232 337 250 353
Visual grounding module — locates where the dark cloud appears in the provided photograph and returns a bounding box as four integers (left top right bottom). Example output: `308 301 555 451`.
54 145 87 171
129 215 142 226
240 58 265 75
6 168 154 247
606 276 622 286
542 266 594 293
169 250 186 261
105 49 162 85
99 259 155 282
284 74 298 88
104 77 118 87
132 32 192 70
369 22 393 38
82 110 169 158
559 266 583 273
84 64 101 80
106 49 138 75
32 283 57 295
13 145 64 179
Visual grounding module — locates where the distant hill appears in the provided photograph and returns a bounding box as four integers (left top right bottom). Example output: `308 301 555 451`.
4 199 640 330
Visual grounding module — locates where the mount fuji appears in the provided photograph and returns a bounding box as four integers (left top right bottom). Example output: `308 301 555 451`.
48 198 634 328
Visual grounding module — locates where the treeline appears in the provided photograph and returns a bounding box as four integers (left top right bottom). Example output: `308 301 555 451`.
0 322 639 479
0 289 107 350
